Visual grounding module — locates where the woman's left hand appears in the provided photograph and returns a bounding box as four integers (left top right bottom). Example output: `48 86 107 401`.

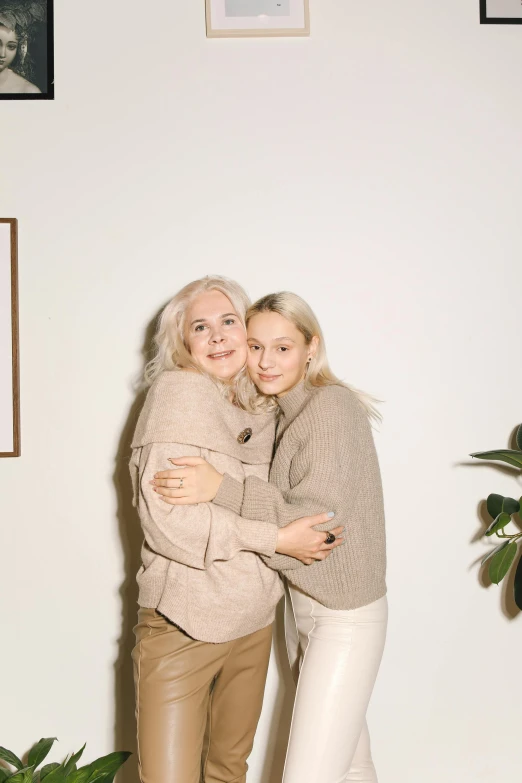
151 457 224 505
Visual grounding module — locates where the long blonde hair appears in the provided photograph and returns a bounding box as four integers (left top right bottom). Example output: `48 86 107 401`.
243 291 382 423
144 276 271 411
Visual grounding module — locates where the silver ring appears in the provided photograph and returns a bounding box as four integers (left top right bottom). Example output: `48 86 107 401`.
178 477 184 489
325 532 336 545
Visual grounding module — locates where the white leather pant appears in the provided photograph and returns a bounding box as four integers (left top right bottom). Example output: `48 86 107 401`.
282 582 388 783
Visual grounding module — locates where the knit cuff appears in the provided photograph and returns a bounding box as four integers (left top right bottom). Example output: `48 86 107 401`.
214 473 244 515
262 552 305 571
237 520 278 557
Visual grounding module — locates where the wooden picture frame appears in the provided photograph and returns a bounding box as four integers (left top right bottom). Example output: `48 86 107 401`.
206 0 310 38
0 219 20 457
480 0 522 23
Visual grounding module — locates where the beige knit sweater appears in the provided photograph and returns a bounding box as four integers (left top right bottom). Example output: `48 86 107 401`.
214 381 387 611
130 370 283 643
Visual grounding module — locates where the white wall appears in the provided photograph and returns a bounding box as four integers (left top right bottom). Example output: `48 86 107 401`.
1 1 521 781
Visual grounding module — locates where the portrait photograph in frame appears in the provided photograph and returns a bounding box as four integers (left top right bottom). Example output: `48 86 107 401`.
480 0 522 23
206 0 310 38
0 0 54 99
0 219 20 458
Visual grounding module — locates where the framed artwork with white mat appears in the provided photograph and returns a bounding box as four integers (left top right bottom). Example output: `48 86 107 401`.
206 0 310 38
480 0 522 23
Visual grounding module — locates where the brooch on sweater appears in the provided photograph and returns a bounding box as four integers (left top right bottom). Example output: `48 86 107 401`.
237 428 252 444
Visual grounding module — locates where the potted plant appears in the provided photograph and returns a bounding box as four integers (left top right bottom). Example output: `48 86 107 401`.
470 423 522 609
0 738 130 782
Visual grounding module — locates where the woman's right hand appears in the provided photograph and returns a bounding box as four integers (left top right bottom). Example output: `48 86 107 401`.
276 513 344 565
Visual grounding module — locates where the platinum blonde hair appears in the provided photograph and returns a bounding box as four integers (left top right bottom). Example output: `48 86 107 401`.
144 276 271 411
245 291 382 423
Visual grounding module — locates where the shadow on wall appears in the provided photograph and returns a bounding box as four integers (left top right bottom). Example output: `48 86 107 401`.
110 309 296 783
112 312 158 783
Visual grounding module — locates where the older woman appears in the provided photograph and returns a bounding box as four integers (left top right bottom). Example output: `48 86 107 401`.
130 277 342 783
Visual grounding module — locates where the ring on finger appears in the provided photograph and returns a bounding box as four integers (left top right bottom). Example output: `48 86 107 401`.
325 531 336 545
178 477 184 489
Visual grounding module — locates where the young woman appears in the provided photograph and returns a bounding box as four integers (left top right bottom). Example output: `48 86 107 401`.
0 16 41 94
130 278 343 783
152 291 388 783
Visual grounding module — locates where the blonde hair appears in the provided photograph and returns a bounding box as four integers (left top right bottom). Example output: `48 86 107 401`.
144 276 271 411
245 291 382 423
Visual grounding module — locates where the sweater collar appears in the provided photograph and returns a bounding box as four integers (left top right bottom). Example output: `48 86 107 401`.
277 381 313 424
132 370 276 464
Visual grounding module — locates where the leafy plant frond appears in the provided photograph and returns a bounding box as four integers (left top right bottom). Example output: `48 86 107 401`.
28 739 57 771
472 425 522 610
0 743 129 783
0 749 23 771
470 449 522 469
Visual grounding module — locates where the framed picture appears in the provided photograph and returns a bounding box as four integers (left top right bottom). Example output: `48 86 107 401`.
480 0 522 23
0 219 20 458
206 0 310 38
0 0 54 99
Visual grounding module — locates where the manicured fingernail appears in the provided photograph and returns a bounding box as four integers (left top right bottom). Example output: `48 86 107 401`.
327 512 335 518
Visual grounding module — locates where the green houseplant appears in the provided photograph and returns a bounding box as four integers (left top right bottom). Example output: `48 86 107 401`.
470 423 522 610
0 738 130 783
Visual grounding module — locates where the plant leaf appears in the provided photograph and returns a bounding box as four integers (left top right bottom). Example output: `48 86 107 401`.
28 740 57 771
502 497 520 515
470 450 522 468
481 539 510 565
516 424 522 451
6 767 34 782
485 512 512 537
514 551 522 611
489 541 518 584
68 772 88 783
63 747 85 777
0 770 10 782
38 764 66 783
78 753 131 783
0 751 23 772
40 764 60 781
486 493 504 519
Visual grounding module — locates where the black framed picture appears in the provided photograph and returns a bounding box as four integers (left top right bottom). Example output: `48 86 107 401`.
480 0 522 23
0 0 54 99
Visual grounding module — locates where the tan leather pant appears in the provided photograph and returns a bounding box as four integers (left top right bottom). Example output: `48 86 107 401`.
132 607 273 783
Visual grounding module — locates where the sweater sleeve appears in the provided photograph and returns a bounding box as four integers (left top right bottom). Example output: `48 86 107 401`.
214 392 367 571
131 442 278 570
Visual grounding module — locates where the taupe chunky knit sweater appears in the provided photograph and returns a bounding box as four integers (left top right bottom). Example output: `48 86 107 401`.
214 381 387 610
130 370 283 643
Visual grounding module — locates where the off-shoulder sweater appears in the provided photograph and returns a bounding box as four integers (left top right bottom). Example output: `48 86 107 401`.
214 381 387 611
130 370 283 643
